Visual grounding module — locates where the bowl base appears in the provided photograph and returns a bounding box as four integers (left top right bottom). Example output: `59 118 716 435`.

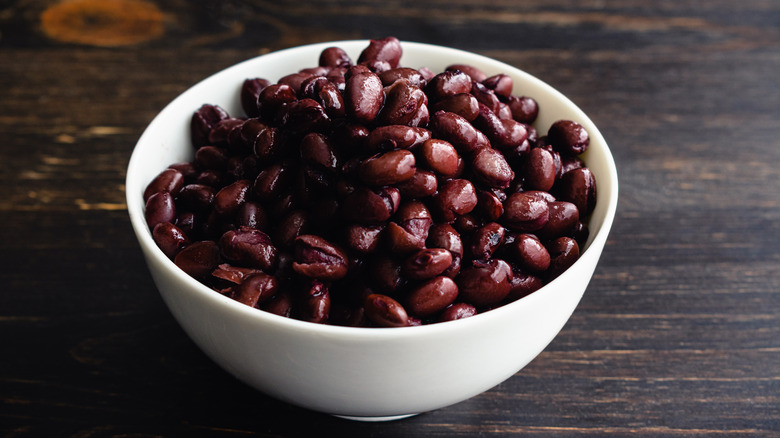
333 413 419 422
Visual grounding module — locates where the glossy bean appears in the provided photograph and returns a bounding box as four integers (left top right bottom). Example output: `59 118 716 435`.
385 200 433 254
437 302 477 322
379 67 427 88
520 147 556 191
470 146 515 189
430 111 491 156
143 168 184 201
219 226 278 271
418 139 460 177
502 192 549 232
406 276 459 317
507 95 539 124
357 36 403 69
401 248 453 280
548 120 590 155
546 236 580 279
363 293 409 327
292 234 349 280
457 259 513 307
482 74 513 98
145 191 177 229
446 64 487 82
429 93 479 122
152 222 190 259
345 224 385 254
358 149 416 186
241 78 271 117
234 273 279 308
319 46 352 68
344 69 384 124
470 222 506 260
556 167 597 217
431 178 478 223
191 104 229 148
426 70 473 101
174 240 221 280
395 169 438 199
513 234 550 273
297 279 331 323
213 179 250 218
377 80 426 125
341 186 400 225
537 201 579 240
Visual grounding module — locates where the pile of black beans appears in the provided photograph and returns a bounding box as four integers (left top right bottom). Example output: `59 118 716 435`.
143 37 597 327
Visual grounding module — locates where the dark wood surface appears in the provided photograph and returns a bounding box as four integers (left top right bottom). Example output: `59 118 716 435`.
2 0 778 436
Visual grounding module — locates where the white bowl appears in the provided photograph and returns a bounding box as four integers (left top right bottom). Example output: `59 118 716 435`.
126 40 618 421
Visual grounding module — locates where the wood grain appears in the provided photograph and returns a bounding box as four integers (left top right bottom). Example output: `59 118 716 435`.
1 0 778 436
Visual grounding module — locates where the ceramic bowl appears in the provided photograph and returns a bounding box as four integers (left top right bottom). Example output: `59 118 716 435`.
126 40 618 421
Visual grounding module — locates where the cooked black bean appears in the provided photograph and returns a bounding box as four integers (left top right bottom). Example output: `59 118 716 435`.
144 37 598 326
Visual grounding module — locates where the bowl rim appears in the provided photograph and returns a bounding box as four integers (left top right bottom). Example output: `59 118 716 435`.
126 39 618 339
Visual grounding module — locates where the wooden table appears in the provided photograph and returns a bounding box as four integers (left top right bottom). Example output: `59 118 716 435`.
2 0 778 435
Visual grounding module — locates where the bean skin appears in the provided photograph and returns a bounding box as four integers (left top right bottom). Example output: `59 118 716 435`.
241 78 271 117
145 191 176 230
556 167 597 217
429 93 479 122
213 179 250 218
234 273 279 308
548 120 590 155
507 95 539 124
344 69 384 124
364 293 409 327
219 226 278 272
405 276 459 318
426 223 463 278
437 302 478 322
377 80 426 126
379 67 428 88
537 201 579 240
143 168 184 202
445 64 487 82
505 268 544 302
357 36 403 69
358 149 416 186
546 236 580 279
366 125 431 152
174 240 222 280
470 222 506 260
292 234 349 281
297 279 331 324
341 186 400 225
395 169 438 199
319 46 352 68
502 192 549 232
191 104 228 148
520 147 556 192
457 259 513 307
431 179 478 223
385 201 433 255
426 70 473 101
482 74 513 98
513 234 550 273
401 248 453 280
152 222 190 259
418 139 460 177
430 111 491 156
470 147 514 189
